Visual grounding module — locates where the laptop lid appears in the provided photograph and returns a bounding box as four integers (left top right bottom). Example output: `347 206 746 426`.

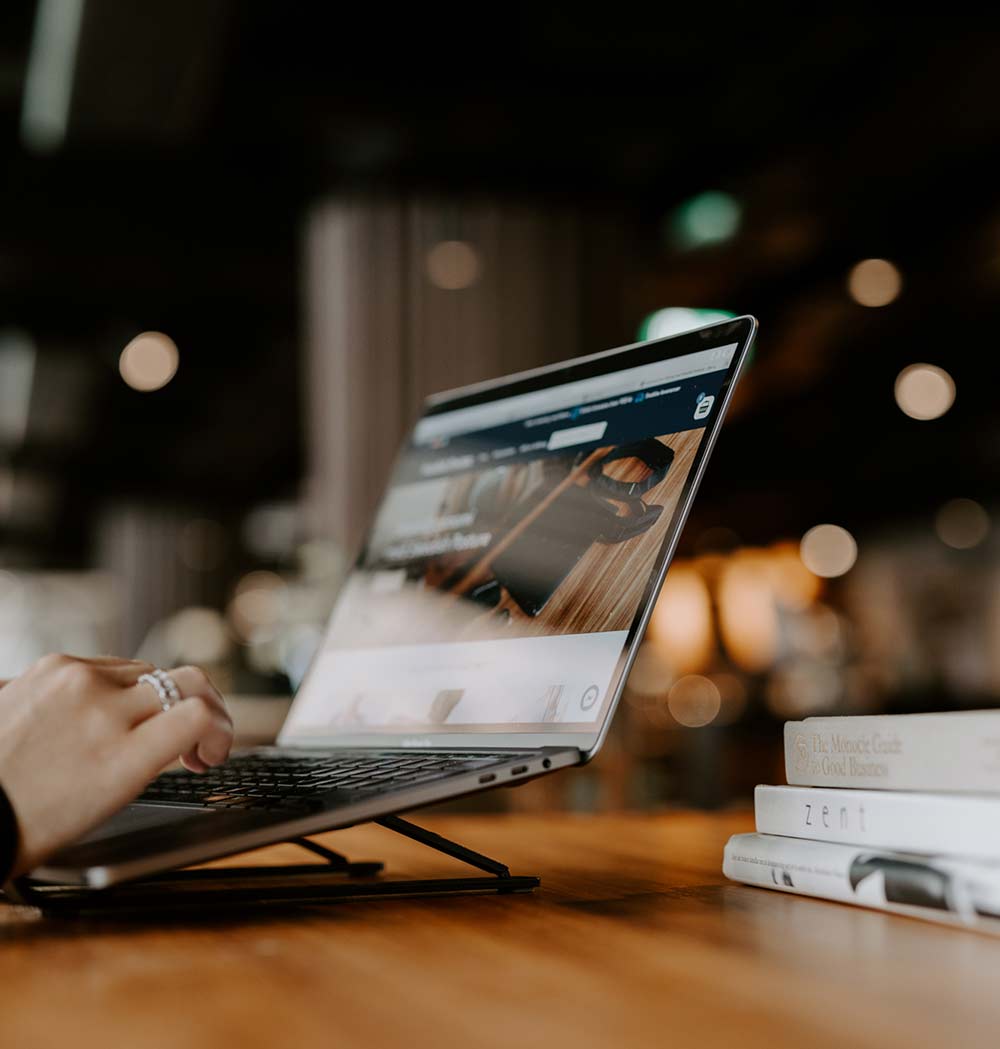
281 316 757 758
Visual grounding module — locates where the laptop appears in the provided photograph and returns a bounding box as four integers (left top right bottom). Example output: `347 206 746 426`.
35 315 757 888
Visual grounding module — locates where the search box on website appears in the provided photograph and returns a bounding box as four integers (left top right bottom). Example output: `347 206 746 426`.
547 421 608 450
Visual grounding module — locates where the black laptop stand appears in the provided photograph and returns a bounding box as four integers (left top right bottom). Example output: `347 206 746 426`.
7 815 540 916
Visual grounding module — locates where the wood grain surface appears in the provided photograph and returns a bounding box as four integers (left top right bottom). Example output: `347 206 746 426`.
514 429 704 636
453 429 706 639
3 810 998 1049
448 446 610 600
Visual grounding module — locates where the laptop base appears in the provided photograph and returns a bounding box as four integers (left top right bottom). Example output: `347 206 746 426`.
7 814 540 916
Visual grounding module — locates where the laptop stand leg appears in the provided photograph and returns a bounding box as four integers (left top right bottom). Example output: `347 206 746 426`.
374 815 511 877
284 837 355 870
6 817 539 916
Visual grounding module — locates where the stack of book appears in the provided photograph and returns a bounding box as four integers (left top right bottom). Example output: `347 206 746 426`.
723 712 1000 934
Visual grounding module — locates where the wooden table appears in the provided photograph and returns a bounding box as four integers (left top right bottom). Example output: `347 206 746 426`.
2 810 998 1049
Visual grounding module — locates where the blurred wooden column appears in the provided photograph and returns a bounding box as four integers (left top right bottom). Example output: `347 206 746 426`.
303 197 622 556
95 503 205 657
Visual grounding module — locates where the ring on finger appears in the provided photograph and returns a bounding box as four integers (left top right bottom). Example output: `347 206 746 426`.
137 668 184 712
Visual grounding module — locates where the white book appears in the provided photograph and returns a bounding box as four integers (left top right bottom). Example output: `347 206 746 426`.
723 832 1000 935
784 711 1000 792
755 784 1000 859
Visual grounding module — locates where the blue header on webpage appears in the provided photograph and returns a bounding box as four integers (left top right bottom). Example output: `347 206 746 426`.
397 368 727 483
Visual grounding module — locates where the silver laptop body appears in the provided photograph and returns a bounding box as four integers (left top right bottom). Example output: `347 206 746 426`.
35 316 757 887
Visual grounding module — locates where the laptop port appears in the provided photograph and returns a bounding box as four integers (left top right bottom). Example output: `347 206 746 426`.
510 765 528 776
478 773 496 784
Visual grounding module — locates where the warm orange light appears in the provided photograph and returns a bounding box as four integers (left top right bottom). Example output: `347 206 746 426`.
767 540 822 609
624 640 673 699
426 241 481 290
647 564 714 674
847 258 902 307
667 674 721 727
717 554 779 672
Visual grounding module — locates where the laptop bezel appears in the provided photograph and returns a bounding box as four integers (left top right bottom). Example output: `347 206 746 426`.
279 315 757 760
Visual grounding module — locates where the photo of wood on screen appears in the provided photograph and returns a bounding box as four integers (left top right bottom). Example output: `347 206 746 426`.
327 429 703 649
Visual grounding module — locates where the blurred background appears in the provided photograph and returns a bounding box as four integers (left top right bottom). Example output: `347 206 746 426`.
1 2 999 812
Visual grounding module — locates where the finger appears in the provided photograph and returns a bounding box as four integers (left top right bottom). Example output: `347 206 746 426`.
164 666 232 769
167 666 229 721
123 678 170 728
59 656 155 679
180 752 210 774
76 656 151 667
124 665 230 734
179 696 233 768
124 696 234 783
82 659 156 690
27 655 154 686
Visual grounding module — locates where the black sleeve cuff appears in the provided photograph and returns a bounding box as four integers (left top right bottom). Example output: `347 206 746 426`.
0 782 20 884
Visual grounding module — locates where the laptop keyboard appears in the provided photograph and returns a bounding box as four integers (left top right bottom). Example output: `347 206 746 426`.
138 751 529 813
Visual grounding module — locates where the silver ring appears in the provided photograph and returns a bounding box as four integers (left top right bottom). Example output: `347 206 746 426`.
137 668 183 712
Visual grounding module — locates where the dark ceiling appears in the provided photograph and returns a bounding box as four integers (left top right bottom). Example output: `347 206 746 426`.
2 3 1000 564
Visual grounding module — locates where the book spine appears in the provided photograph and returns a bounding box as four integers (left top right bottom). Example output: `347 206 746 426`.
754 784 1000 859
784 715 1000 791
723 832 1000 934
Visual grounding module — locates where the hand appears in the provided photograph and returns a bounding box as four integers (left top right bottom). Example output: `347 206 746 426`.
0 654 233 877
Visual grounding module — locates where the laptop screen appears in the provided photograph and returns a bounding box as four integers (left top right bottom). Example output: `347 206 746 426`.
282 319 752 747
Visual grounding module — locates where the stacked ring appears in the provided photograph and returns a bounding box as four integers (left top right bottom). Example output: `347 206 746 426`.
137 669 183 712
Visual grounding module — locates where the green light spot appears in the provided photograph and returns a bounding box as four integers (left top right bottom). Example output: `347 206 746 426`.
670 191 742 249
638 307 736 341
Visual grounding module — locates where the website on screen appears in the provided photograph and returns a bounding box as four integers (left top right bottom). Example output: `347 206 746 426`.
285 342 738 735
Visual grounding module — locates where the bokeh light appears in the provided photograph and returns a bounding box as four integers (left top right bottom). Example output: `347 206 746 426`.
667 674 722 727
0 329 36 446
228 570 286 640
935 498 990 549
244 503 299 559
426 240 481 290
800 524 857 578
707 672 748 725
766 540 823 609
624 640 674 699
165 607 231 665
671 191 742 249
639 307 735 341
647 565 714 674
847 258 902 307
766 661 842 719
245 632 283 675
785 602 845 661
717 553 779 671
119 331 179 392
894 363 955 420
